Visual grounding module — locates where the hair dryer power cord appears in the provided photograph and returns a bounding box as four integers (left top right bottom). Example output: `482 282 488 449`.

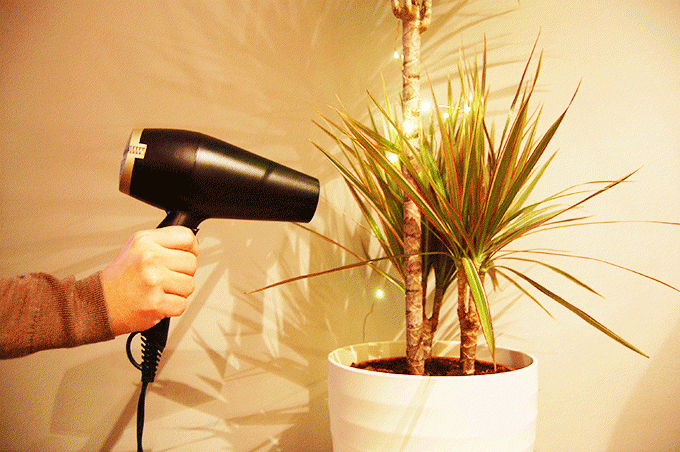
126 317 170 452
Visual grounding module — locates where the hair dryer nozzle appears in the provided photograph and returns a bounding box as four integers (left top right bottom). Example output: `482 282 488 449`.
120 129 319 227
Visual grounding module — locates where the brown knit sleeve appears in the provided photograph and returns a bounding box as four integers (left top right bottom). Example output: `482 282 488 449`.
0 272 115 359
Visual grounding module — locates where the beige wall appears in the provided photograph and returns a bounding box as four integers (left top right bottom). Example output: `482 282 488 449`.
1 1 678 450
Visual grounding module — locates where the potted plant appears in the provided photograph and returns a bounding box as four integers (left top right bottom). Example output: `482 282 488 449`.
315 43 642 451
253 2 677 450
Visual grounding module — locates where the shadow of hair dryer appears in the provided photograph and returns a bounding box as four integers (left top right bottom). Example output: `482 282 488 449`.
119 128 319 376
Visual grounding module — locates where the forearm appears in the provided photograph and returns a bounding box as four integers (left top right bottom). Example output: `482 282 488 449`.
0 272 115 359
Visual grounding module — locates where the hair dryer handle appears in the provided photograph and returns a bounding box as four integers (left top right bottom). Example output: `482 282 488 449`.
157 210 204 234
139 317 170 382
137 211 202 383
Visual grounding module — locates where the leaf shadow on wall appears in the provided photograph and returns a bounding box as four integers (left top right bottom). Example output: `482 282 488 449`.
183 212 400 451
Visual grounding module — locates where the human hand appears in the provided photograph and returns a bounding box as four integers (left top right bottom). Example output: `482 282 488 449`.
101 226 199 336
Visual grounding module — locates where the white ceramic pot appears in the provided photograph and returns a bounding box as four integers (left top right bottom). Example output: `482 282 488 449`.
327 341 537 452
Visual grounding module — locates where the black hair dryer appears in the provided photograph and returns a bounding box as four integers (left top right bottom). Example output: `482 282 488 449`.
120 128 319 229
119 128 319 451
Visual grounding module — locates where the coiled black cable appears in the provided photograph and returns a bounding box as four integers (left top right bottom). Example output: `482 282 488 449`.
127 317 170 452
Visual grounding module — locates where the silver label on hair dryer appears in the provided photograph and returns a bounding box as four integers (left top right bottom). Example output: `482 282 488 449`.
128 143 147 158
119 129 146 195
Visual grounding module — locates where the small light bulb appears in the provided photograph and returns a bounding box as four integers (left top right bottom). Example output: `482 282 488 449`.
375 289 385 299
403 118 417 136
393 51 400 59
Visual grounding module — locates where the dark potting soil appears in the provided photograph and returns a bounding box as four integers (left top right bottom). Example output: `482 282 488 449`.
351 356 514 376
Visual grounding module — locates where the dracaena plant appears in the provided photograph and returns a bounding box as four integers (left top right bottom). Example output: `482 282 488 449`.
310 43 651 375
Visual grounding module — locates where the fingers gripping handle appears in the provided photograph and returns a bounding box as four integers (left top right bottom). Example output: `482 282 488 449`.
130 211 202 383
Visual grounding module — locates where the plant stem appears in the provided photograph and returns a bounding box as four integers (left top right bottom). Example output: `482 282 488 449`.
458 268 481 375
422 283 444 360
393 0 430 376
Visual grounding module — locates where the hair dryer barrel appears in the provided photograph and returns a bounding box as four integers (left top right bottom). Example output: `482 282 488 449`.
120 129 319 227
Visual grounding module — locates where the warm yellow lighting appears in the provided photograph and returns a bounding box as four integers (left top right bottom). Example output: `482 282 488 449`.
386 152 399 164
375 289 385 299
403 117 417 136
